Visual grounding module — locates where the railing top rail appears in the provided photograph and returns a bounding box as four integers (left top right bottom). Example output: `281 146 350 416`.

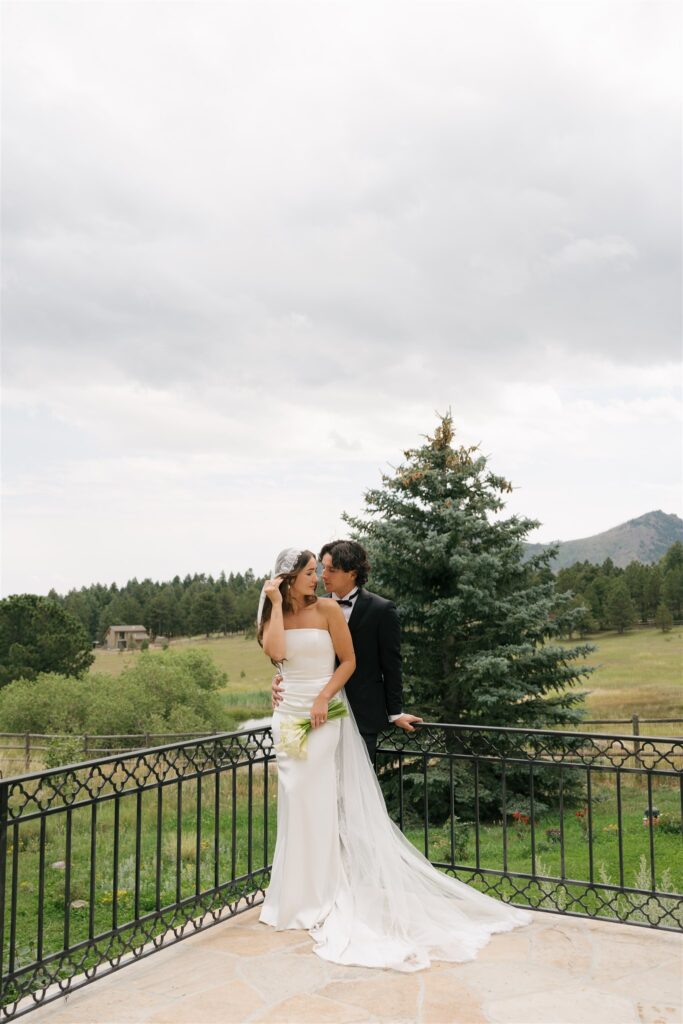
2 721 681 792
413 721 683 744
0 726 272 787
0 730 237 739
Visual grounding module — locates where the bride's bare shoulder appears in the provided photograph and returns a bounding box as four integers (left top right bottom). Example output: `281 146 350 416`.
316 597 342 620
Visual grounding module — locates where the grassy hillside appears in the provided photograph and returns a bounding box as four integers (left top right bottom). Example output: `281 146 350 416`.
90 626 683 734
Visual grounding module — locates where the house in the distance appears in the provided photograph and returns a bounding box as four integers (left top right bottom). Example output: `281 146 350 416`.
104 625 150 651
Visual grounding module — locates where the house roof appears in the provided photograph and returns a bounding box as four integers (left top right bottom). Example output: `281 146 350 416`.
108 625 148 632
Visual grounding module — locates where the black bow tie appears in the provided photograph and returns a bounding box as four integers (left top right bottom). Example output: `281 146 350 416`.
337 590 358 607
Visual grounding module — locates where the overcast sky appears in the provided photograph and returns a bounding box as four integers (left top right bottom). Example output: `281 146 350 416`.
1 0 681 596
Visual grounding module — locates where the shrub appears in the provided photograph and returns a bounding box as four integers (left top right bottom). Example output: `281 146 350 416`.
45 735 88 770
0 649 227 739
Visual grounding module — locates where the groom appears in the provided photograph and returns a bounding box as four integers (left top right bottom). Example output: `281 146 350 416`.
272 539 422 759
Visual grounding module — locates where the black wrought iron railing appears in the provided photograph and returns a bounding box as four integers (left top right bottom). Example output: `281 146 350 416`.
0 729 275 1020
1 723 681 1019
0 731 241 777
377 723 682 932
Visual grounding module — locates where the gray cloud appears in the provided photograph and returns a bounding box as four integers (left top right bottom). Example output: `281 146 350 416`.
1 1 681 593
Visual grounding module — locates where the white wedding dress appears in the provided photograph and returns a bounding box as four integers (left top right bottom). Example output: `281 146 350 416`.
259 628 531 971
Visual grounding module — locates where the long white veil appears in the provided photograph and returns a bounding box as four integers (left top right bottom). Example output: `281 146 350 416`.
310 694 532 971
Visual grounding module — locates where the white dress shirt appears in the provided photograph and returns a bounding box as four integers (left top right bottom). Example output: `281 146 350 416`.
333 587 359 623
334 589 403 723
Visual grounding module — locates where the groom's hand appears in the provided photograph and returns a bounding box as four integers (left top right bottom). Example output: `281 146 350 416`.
271 673 284 710
393 713 423 733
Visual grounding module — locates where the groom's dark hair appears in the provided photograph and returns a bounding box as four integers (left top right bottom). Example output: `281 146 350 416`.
319 540 370 588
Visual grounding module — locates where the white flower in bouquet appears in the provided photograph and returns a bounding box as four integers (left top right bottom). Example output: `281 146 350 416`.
277 718 308 758
276 697 348 759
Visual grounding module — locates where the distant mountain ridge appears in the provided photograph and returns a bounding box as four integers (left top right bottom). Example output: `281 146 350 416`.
523 510 683 570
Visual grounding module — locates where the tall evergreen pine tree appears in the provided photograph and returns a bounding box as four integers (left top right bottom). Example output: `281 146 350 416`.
345 414 593 730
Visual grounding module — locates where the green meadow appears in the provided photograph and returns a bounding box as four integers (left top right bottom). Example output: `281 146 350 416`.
90 625 683 734
91 634 275 731
564 627 682 730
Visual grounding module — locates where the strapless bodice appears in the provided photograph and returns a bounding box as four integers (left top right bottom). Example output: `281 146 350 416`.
277 629 336 716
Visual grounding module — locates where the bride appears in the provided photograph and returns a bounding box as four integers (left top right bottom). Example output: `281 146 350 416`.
257 547 531 972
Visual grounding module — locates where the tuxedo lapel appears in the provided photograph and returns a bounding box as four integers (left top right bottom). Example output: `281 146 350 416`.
347 589 372 633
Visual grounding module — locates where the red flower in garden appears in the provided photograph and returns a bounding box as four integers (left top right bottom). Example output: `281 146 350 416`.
511 811 530 825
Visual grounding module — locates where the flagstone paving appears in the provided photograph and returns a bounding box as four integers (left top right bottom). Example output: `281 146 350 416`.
21 907 683 1024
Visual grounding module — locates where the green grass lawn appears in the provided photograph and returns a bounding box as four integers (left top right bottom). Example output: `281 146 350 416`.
411 775 682 892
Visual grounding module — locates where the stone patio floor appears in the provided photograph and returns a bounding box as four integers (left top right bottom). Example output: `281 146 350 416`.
23 907 682 1024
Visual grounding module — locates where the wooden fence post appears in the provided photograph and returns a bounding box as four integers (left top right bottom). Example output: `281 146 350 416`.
24 732 30 773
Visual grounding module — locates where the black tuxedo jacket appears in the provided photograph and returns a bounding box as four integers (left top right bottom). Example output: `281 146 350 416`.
326 589 403 735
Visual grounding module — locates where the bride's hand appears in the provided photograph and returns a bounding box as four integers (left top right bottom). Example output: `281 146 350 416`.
310 695 329 729
264 576 284 605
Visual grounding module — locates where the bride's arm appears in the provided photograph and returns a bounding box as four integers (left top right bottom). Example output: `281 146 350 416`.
262 577 286 662
310 602 356 728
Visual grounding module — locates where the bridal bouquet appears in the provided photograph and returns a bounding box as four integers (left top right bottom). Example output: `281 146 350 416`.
276 697 348 759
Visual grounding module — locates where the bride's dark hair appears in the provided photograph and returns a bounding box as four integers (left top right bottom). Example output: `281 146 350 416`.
257 549 318 648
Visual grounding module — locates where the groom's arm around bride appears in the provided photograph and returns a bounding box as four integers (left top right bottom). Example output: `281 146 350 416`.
272 539 422 760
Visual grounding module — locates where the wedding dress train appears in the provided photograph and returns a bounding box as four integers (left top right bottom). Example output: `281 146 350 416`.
259 628 531 971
